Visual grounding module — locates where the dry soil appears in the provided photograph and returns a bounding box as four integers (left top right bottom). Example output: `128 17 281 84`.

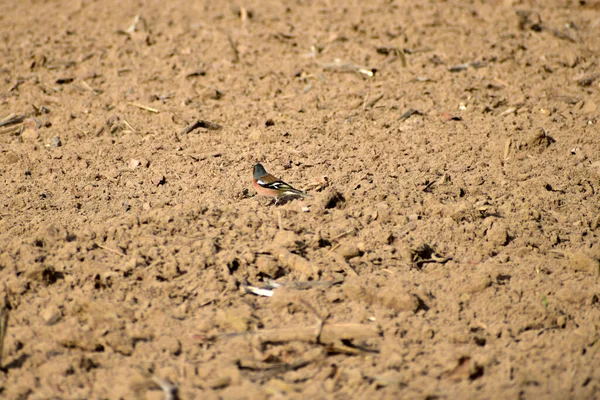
1 0 600 399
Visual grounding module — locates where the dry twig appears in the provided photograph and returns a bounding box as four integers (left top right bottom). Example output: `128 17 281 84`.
241 278 343 297
95 243 125 256
150 376 179 400
219 323 381 345
241 284 274 297
227 35 240 63
0 114 25 128
0 294 10 369
180 119 222 134
363 93 384 110
316 59 375 77
127 102 160 113
265 278 343 290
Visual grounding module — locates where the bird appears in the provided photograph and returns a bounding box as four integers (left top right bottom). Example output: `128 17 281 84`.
252 163 309 203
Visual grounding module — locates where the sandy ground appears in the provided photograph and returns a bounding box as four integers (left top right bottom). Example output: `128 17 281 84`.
1 0 600 398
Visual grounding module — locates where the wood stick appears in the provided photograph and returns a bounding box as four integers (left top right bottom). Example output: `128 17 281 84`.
227 35 240 63
365 93 384 109
180 119 222 134
95 243 125 256
150 376 178 400
0 126 23 135
0 115 25 128
220 323 381 345
265 278 343 290
0 295 10 369
127 102 160 113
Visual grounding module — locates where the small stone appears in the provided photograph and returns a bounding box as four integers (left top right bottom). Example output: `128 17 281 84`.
337 243 362 260
125 256 146 273
256 255 279 277
376 288 419 312
407 214 421 222
21 129 39 141
581 101 597 114
567 251 599 274
151 175 165 186
487 224 508 247
105 167 120 180
4 152 19 164
50 136 62 147
248 129 263 141
128 159 141 169
461 275 492 294
41 305 62 326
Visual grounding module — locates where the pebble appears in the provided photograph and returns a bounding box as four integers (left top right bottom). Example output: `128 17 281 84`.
128 159 141 169
272 229 300 249
105 167 120 180
50 136 62 147
336 243 362 260
487 224 508 247
151 175 165 186
376 288 419 312
567 251 599 274
581 100 597 114
41 305 62 325
256 255 279 277
461 275 492 294
248 129 263 141
21 129 39 141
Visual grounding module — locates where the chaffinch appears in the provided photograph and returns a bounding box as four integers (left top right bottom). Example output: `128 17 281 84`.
253 163 309 203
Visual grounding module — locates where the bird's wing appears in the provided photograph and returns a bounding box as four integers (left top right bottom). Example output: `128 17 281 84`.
257 179 308 196
256 179 295 191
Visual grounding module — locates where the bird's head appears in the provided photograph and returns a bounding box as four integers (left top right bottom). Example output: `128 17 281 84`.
253 163 267 179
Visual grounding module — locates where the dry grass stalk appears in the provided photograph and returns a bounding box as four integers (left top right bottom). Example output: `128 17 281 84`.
0 295 10 369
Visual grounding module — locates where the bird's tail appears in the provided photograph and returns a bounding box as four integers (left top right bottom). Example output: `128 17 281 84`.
282 188 310 198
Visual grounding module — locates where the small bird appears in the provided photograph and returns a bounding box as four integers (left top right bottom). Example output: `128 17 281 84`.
253 163 309 203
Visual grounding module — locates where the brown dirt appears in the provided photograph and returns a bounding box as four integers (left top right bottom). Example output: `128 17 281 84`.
1 0 600 398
